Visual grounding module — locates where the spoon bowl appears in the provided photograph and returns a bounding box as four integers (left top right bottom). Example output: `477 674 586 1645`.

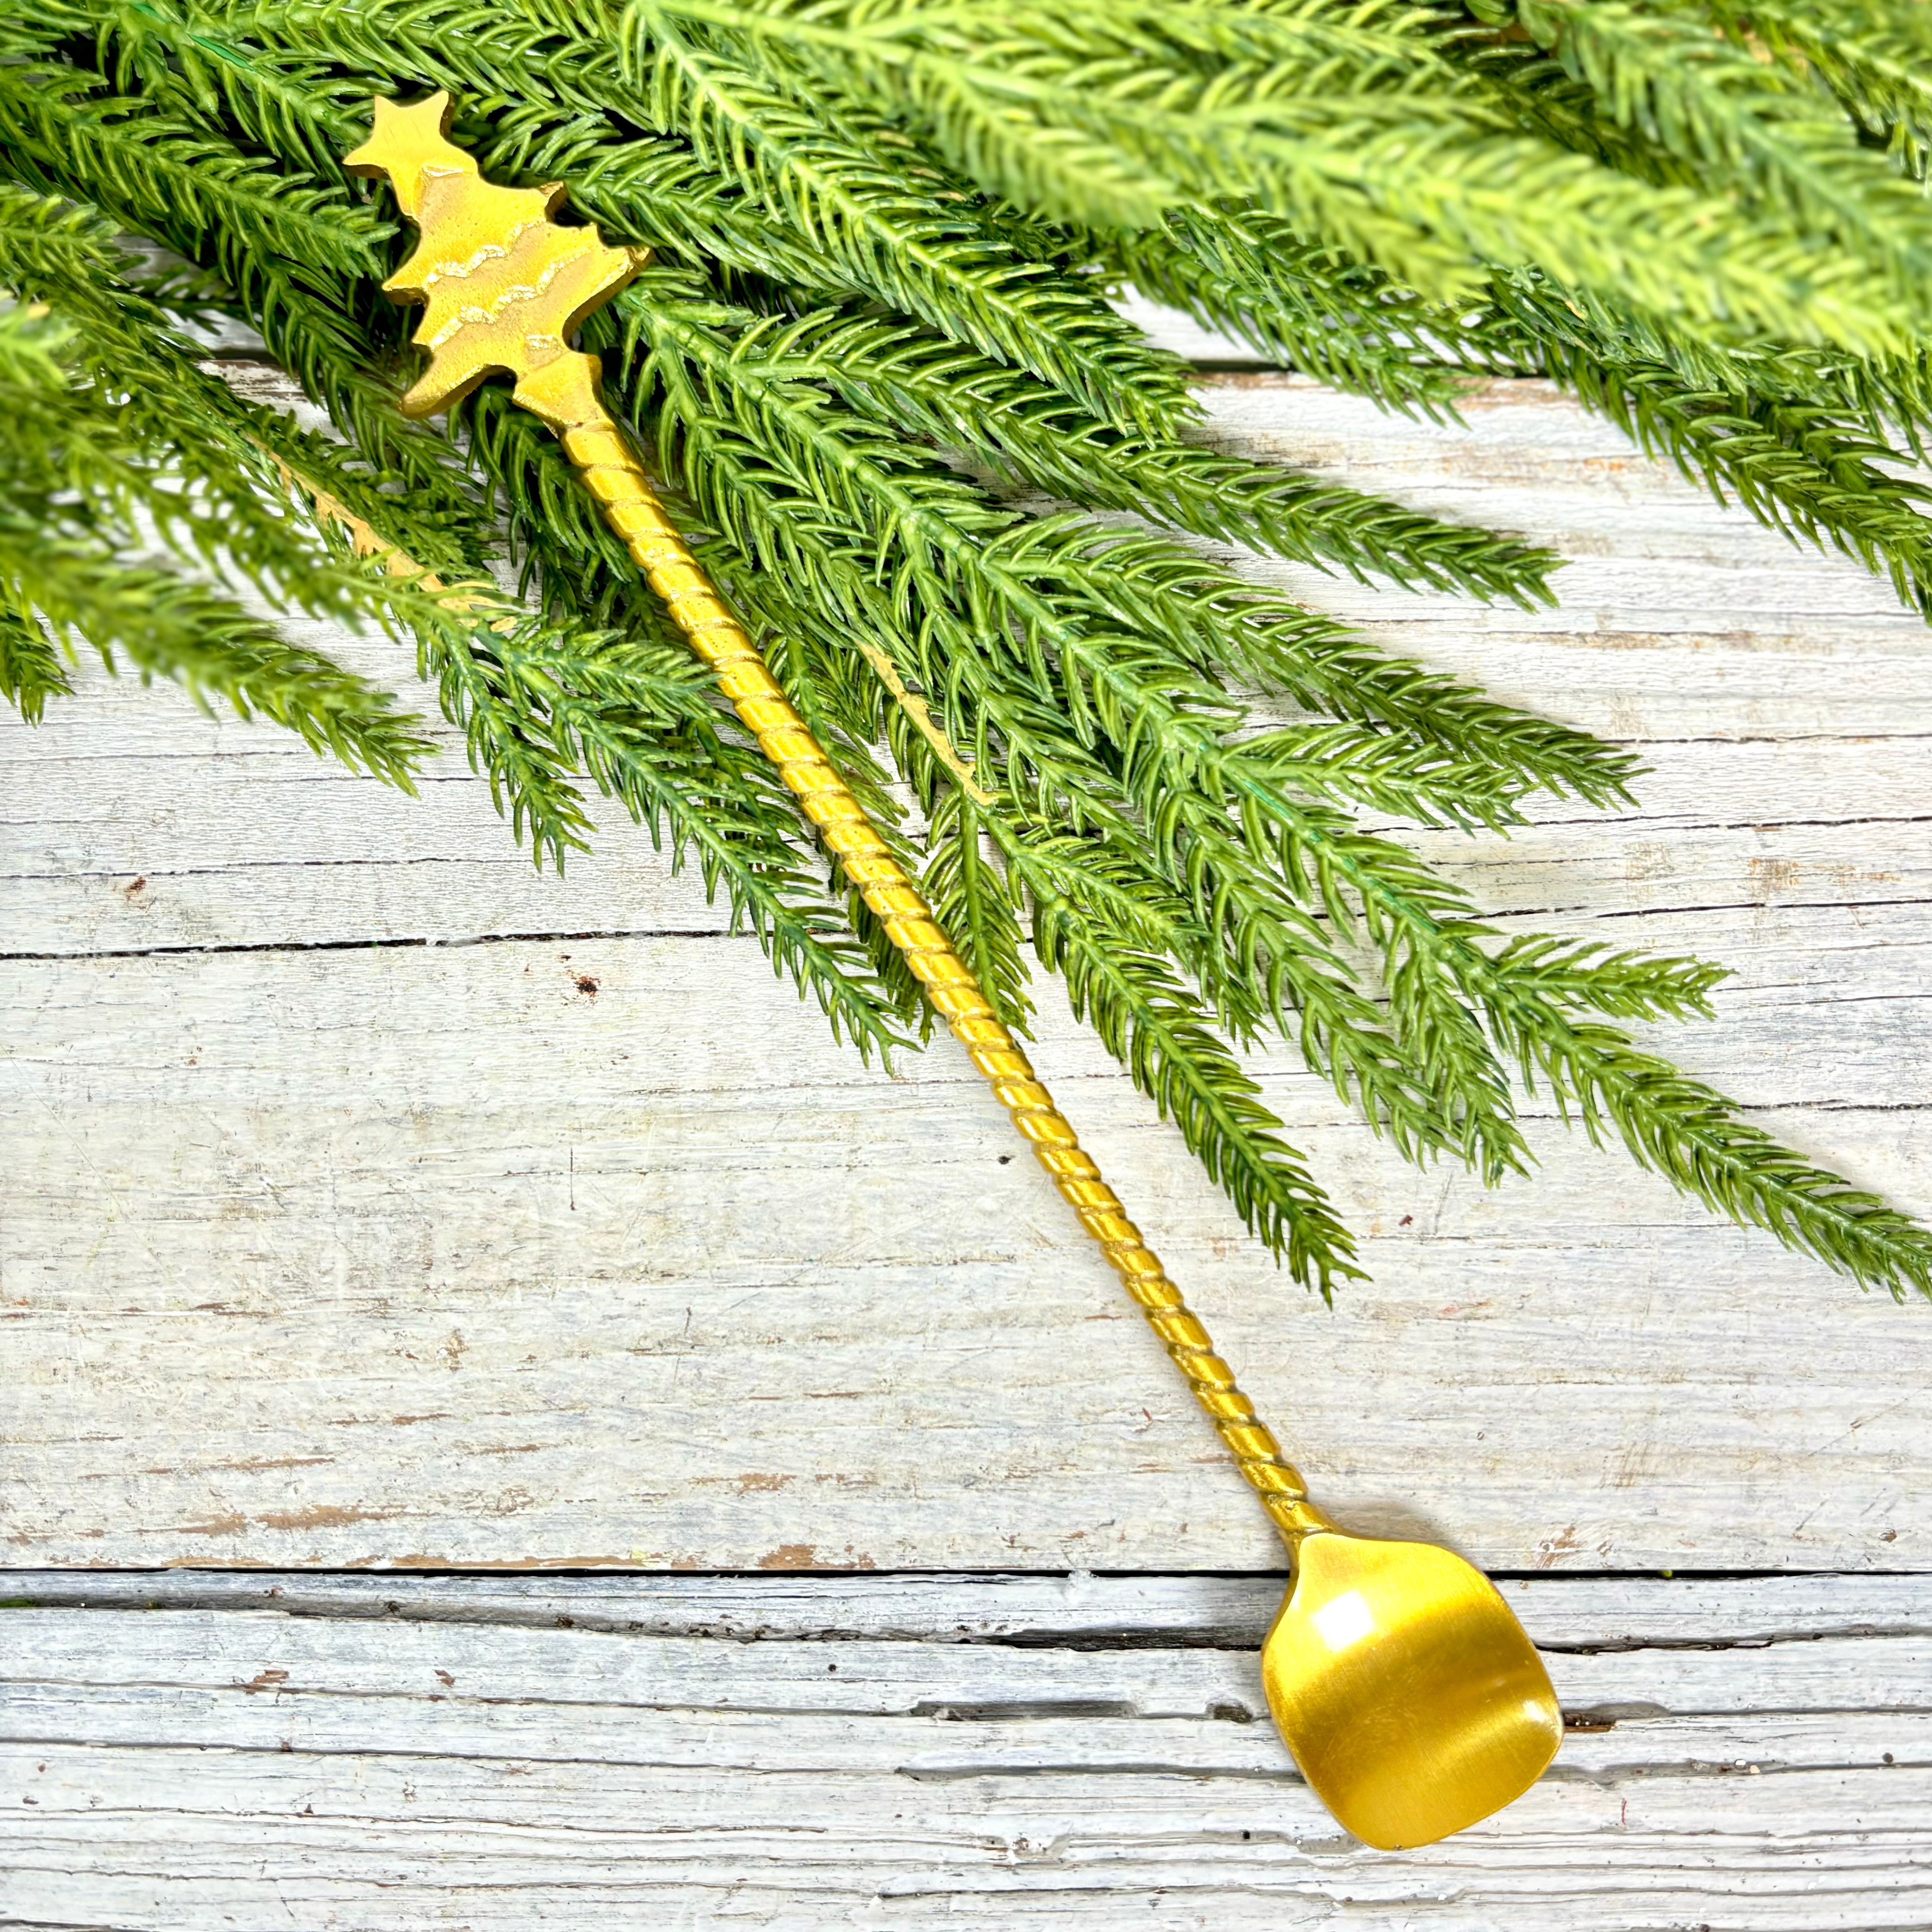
1260 1524 1562 1850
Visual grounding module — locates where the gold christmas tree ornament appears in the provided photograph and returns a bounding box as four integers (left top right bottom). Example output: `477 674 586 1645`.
346 93 1563 1849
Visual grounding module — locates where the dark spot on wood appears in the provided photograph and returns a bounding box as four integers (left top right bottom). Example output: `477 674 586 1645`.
1399 1214 1413 1226
255 1504 401 1531
239 1668 289 1694
175 1512 248 1537
998 1154 1012 1164
914 1699 1137 1721
760 1543 818 1569
575 974 599 996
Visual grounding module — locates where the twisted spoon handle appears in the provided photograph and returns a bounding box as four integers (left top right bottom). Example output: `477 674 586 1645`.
519 358 1321 1540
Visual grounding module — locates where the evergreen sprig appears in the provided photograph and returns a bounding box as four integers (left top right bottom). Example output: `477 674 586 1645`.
5 0 1931 1302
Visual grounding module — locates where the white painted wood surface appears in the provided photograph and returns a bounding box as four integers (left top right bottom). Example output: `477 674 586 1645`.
3 1571 1929 1928
7 319 1932 1918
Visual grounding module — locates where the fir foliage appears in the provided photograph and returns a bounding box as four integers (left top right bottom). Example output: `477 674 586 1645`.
5 0 1932 1302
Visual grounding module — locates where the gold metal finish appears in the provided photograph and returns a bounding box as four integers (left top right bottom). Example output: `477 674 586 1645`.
346 93 1563 1847
1262 1530 1562 1848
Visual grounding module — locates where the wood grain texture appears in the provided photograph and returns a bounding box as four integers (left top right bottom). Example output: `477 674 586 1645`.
6 359 1932 1573
2 1572 1928 1929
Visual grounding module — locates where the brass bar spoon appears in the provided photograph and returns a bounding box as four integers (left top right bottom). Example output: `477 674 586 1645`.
344 92 1563 1849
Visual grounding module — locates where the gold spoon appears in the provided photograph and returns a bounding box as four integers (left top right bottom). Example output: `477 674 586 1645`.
344 92 1564 1848
1261 1510 1562 1846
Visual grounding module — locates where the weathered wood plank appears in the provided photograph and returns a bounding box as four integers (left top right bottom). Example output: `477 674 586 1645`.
6 369 1932 1572
8 923 1930 1570
1 1575 1927 1929
9 731 1932 954
8 374 1932 959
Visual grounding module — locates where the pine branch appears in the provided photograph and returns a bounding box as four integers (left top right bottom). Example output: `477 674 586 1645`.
645 0 1923 353
1486 934 1728 1026
747 302 1560 606
1 525 427 777
1121 200 1932 632
0 51 382 286
1707 0 1932 181
0 209 431 768
1493 276 1932 616
0 58 477 508
1490 993 1932 1300
1498 276 1932 456
1495 0 1932 285
624 9 1195 434
423 588 918 1052
1105 204 1511 417
1007 818 1366 1291
0 592 72 724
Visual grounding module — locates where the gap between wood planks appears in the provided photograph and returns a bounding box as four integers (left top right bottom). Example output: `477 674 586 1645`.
6 1567 1932 1645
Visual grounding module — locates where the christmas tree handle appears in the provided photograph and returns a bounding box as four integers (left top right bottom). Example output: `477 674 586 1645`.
345 92 1566 1850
